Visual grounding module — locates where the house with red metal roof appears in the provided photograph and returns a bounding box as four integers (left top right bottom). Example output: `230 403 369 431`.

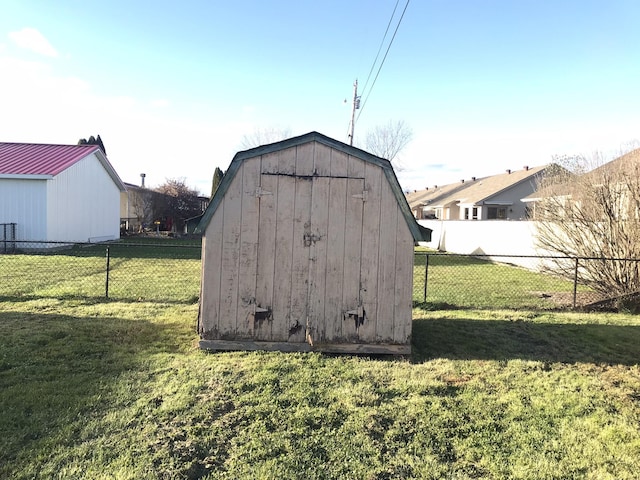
0 142 126 245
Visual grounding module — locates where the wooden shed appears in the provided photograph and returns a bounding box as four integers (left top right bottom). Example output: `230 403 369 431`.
196 132 430 354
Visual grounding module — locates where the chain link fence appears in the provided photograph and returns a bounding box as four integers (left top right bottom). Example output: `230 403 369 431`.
0 239 201 303
0 240 628 310
412 252 609 310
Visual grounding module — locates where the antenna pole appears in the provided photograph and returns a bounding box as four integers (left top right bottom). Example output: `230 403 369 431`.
349 79 360 145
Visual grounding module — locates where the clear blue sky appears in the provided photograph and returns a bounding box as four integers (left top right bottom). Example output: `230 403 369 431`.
1 0 639 194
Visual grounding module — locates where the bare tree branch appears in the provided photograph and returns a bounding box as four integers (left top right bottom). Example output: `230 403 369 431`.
363 120 413 170
239 127 292 150
533 147 640 298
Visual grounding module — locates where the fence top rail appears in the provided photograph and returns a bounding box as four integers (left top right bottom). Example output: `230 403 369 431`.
11 240 200 249
415 252 640 262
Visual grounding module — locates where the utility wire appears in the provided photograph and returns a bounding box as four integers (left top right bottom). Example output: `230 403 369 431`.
346 1 401 140
357 0 411 123
359 0 402 99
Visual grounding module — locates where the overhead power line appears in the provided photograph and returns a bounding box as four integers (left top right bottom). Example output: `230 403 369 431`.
359 0 402 99
356 0 411 124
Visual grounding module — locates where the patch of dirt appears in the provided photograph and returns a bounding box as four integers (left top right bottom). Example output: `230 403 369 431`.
531 291 604 308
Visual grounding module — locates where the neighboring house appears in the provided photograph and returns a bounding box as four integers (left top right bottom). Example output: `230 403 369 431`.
120 182 168 233
0 142 125 244
120 183 210 234
407 165 551 221
405 179 487 219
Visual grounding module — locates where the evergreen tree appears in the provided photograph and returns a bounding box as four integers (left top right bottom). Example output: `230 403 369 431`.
211 167 224 198
77 134 107 155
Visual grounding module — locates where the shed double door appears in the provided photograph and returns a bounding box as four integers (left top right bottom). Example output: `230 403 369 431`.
253 173 365 344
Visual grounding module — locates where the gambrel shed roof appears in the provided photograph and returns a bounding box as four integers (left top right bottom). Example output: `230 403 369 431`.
197 131 430 241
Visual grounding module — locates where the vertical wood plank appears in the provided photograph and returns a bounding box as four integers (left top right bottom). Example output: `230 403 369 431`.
295 142 315 176
289 176 312 343
313 143 332 176
254 152 279 340
342 155 365 341
393 215 414 344
236 157 260 338
359 163 382 343
199 203 224 338
322 147 349 341
307 176 330 344
376 178 398 342
323 177 347 342
330 149 348 177
217 164 244 337
272 156 296 342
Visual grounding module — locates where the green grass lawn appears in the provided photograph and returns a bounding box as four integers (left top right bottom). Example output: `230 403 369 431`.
1 296 639 479
0 238 201 302
413 252 595 309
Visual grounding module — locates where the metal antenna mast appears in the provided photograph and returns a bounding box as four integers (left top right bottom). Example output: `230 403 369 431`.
349 79 361 145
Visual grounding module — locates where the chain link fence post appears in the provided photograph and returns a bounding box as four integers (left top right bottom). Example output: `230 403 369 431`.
105 246 110 299
572 257 579 309
424 253 429 303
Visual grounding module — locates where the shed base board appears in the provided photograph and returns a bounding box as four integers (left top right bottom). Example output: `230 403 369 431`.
199 339 410 355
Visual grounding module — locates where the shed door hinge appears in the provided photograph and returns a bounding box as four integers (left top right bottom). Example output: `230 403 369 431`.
303 233 322 247
254 187 273 197
344 305 365 328
253 305 271 322
352 190 368 201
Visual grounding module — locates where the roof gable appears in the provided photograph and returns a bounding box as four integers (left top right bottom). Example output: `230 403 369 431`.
197 131 429 241
406 178 489 209
0 142 125 191
427 166 549 207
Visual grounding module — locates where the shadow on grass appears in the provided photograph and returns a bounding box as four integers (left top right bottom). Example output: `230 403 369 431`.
0 310 188 473
411 317 640 365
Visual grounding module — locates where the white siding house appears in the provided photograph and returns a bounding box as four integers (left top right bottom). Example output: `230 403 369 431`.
0 142 126 244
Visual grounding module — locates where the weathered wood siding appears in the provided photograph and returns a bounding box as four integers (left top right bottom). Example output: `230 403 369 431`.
199 140 414 348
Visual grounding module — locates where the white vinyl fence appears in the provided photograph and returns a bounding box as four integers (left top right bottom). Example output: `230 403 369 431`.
418 220 553 270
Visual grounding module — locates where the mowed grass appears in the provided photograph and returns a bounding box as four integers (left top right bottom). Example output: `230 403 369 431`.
1 299 639 479
0 242 639 478
0 238 201 302
413 253 593 309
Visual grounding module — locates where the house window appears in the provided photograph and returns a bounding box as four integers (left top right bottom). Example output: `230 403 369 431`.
472 207 478 220
464 208 469 220
487 207 507 219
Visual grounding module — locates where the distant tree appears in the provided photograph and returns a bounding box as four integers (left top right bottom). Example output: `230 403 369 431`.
129 188 156 233
363 120 412 170
211 167 224 198
77 134 107 155
240 126 291 149
155 178 202 232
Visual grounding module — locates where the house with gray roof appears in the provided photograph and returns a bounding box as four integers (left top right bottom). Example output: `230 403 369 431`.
407 165 551 221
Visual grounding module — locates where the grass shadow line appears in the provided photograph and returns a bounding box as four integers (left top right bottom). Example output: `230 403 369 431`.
411 317 640 366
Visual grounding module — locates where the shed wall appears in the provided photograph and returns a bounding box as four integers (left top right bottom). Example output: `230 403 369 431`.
200 141 414 349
